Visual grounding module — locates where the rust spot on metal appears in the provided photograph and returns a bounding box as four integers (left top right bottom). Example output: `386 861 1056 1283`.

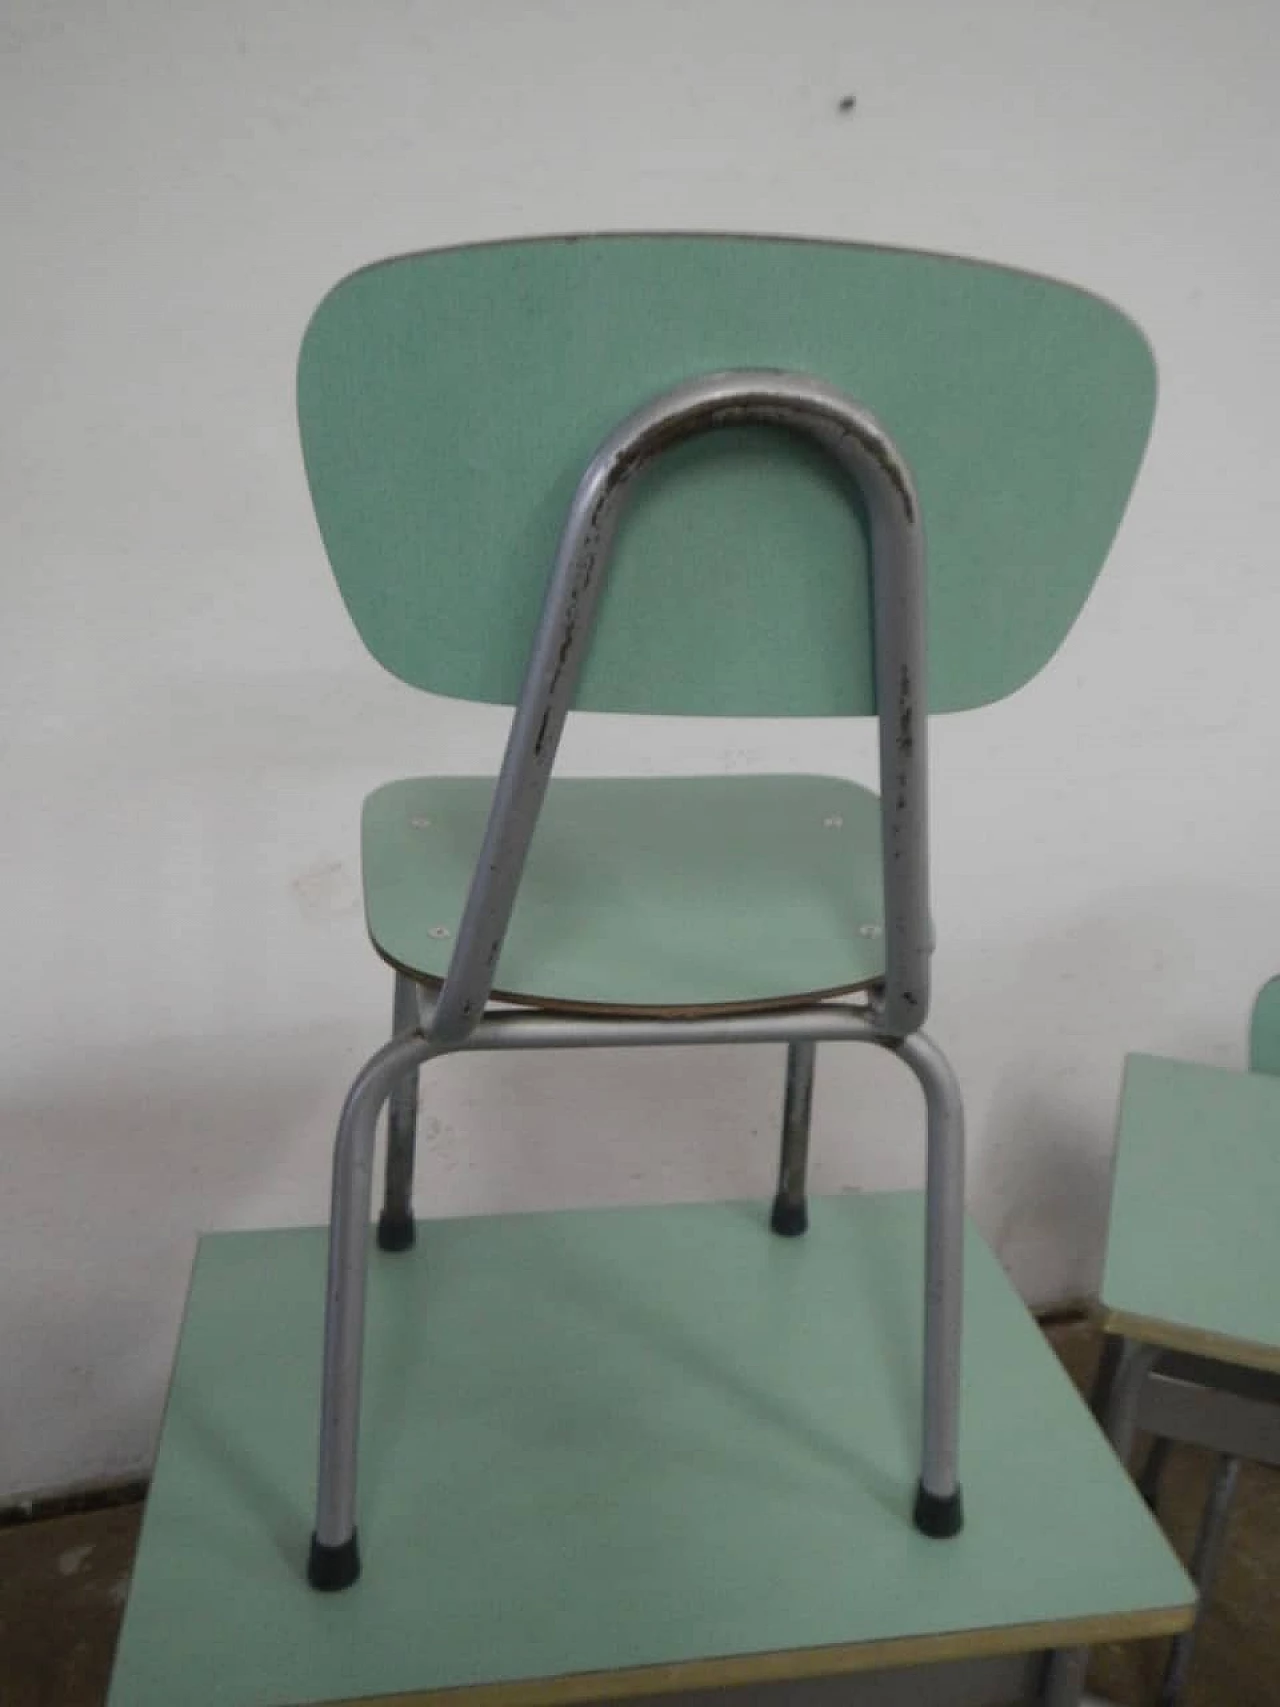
897 664 914 758
837 421 916 521
534 566 593 756
607 397 770 488
599 391 917 551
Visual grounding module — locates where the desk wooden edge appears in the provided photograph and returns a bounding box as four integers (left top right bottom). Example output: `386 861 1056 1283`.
321 1604 1193 1707
1097 1305 1280 1377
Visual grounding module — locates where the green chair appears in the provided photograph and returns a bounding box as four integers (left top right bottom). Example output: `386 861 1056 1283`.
296 234 1156 1590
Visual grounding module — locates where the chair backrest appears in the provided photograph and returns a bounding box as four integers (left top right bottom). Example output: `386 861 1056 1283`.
297 235 1156 718
1249 976 1280 1075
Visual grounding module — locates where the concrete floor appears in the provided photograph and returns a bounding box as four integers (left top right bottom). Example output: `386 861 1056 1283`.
0 1500 141 1707
1 1324 1275 1707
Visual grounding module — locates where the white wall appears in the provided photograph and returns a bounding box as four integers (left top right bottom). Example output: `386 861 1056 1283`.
4 0 1279 1502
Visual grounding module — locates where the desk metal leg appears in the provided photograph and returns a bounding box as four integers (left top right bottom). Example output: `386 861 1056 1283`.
1139 1435 1172 1510
1156 1453 1240 1707
1090 1332 1123 1424
1040 1337 1161 1706
1103 1338 1162 1459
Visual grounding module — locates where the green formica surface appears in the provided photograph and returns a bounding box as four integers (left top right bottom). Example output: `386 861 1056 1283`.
109 1194 1190 1707
298 235 1156 719
362 774 885 1010
1101 1054 1280 1373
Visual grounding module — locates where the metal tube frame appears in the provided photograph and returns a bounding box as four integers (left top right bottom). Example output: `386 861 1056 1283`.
1137 1355 1280 1465
429 371 930 1048
1138 1434 1173 1510
309 372 964 1591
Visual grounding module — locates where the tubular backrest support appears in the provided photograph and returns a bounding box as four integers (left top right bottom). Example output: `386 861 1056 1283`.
297 234 1156 718
427 372 929 1045
1249 977 1280 1076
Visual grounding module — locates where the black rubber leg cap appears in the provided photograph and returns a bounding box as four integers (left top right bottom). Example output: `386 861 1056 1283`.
770 1196 809 1237
376 1210 416 1253
913 1482 964 1539
308 1531 361 1591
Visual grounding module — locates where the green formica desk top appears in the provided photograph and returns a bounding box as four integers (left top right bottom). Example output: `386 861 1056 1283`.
109 1193 1190 1707
1101 1053 1280 1374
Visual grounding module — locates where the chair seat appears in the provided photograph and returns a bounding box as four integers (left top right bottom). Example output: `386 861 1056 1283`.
361 774 886 1014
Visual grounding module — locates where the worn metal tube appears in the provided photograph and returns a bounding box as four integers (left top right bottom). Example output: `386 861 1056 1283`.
427 371 929 1048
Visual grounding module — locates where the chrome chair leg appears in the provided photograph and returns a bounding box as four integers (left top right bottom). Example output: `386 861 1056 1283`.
897 1029 965 1538
771 1040 817 1236
377 971 422 1253
309 1009 965 1586
309 1031 433 1591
